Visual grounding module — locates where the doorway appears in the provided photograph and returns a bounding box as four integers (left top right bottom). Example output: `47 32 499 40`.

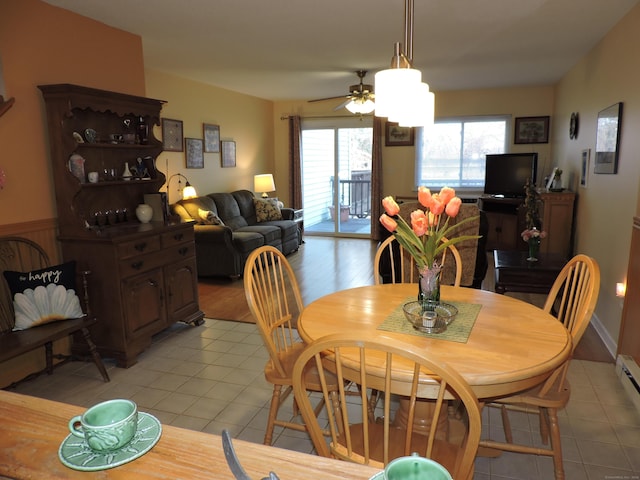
301 117 373 237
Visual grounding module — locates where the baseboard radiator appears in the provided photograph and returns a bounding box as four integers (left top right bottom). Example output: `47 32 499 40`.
616 355 640 413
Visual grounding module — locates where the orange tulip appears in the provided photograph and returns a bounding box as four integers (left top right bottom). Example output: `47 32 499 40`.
379 214 397 233
382 196 400 216
417 187 433 209
445 197 462 217
430 198 445 215
439 187 456 205
410 210 428 236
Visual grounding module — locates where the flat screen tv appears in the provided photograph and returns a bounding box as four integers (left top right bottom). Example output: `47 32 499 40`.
484 153 538 198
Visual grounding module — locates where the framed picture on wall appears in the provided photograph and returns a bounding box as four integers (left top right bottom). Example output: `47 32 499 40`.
185 138 204 168
221 140 236 168
385 122 414 146
580 149 590 188
514 116 550 144
203 123 220 153
161 118 183 152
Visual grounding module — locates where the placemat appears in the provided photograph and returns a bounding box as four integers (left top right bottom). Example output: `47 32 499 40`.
377 297 482 343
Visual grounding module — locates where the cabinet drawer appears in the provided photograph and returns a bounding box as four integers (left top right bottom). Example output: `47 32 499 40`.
165 242 196 263
119 250 166 278
161 228 194 248
117 237 161 259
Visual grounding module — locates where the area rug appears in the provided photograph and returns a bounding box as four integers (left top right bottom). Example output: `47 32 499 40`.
197 278 254 323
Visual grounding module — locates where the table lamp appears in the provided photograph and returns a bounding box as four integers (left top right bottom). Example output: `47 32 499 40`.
167 173 197 199
254 174 275 198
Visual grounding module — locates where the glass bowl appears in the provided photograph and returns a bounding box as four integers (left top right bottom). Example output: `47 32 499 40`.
403 301 446 334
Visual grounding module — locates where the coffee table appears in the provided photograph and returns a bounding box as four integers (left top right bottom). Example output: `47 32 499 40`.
493 249 567 294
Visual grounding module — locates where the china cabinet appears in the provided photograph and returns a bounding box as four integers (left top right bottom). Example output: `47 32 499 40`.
39 84 203 367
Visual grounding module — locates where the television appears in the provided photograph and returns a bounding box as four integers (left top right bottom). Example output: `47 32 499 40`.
484 153 538 198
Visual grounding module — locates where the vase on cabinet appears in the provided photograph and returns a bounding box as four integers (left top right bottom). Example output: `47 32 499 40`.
135 203 153 223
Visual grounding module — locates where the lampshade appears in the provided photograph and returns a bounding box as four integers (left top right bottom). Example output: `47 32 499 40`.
345 98 376 114
374 0 435 128
182 184 197 199
254 174 276 198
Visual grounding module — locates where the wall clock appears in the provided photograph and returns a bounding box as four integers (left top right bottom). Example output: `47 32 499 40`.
569 112 579 139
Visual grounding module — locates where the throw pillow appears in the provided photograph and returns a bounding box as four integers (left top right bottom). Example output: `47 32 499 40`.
254 198 283 223
3 261 84 331
197 208 224 226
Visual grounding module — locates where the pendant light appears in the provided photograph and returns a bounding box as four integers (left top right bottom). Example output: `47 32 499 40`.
375 0 434 128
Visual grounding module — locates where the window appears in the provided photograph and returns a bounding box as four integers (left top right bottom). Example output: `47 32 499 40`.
415 116 509 192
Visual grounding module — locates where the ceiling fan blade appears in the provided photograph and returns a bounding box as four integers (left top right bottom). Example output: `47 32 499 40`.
334 98 352 111
308 95 349 103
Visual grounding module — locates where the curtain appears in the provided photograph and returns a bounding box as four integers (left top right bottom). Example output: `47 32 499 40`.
288 116 302 210
370 116 384 241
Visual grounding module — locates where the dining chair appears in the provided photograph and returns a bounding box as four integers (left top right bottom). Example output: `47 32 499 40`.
292 333 482 480
374 235 462 286
243 245 340 446
479 254 600 480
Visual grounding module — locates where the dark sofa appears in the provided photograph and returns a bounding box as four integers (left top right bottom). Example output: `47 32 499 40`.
172 190 300 278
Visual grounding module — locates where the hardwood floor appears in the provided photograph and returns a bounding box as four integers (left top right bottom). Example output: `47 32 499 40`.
198 236 613 362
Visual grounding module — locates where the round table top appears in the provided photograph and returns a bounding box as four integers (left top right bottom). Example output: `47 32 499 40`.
298 284 572 398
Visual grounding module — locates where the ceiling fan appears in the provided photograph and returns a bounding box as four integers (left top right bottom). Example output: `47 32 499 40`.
308 70 375 114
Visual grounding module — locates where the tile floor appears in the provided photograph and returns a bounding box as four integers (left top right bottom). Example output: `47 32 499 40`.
10 318 640 480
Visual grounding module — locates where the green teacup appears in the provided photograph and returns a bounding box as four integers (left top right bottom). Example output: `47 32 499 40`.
385 453 452 480
68 399 138 453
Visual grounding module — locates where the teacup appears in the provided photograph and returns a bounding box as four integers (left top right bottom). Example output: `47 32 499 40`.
384 453 452 480
68 399 138 453
87 171 99 183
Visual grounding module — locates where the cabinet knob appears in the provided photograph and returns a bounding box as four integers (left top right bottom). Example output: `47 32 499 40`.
173 233 184 241
178 247 188 256
134 242 147 252
131 261 144 270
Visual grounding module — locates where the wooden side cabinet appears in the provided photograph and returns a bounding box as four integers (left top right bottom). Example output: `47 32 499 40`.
538 192 575 258
479 192 575 257
39 84 203 367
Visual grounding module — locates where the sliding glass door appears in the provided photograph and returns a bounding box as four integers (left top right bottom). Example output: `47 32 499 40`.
301 117 373 237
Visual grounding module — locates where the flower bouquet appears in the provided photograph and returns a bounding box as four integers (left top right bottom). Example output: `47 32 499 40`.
379 187 480 308
522 179 546 261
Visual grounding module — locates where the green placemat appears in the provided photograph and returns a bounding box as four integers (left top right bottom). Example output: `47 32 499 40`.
377 297 482 343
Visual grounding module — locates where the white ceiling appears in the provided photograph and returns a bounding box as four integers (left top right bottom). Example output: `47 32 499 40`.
43 0 638 102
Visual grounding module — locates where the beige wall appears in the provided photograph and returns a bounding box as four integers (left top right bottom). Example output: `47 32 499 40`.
552 3 640 350
273 85 554 204
145 70 274 204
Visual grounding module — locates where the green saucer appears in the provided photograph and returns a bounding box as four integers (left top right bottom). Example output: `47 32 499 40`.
58 412 161 471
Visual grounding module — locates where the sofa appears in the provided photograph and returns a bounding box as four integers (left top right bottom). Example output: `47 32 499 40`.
172 190 300 278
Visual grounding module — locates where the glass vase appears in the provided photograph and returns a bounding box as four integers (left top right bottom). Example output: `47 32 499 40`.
527 237 541 262
417 264 442 311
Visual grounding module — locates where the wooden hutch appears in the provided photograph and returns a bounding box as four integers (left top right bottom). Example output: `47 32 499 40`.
39 84 203 368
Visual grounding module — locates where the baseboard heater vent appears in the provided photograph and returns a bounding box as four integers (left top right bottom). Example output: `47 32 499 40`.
616 355 640 413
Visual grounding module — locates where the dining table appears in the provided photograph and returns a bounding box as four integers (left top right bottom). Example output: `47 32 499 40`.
298 283 572 400
0 390 381 479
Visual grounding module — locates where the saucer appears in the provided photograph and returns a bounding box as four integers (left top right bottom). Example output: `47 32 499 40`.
58 412 161 471
369 472 384 480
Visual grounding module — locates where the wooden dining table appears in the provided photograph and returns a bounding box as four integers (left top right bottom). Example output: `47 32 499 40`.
0 390 381 479
297 283 572 400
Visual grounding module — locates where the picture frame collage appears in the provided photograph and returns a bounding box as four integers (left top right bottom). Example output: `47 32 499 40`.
161 118 235 168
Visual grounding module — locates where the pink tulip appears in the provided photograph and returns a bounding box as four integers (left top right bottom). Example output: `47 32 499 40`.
439 187 456 205
410 210 428 236
445 197 462 217
417 187 433 209
430 198 445 215
382 196 400 216
379 214 397 233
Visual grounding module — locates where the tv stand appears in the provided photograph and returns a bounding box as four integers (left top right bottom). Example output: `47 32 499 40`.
479 192 576 256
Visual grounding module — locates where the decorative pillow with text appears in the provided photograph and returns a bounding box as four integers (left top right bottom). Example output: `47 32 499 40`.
254 198 283 223
3 261 84 331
